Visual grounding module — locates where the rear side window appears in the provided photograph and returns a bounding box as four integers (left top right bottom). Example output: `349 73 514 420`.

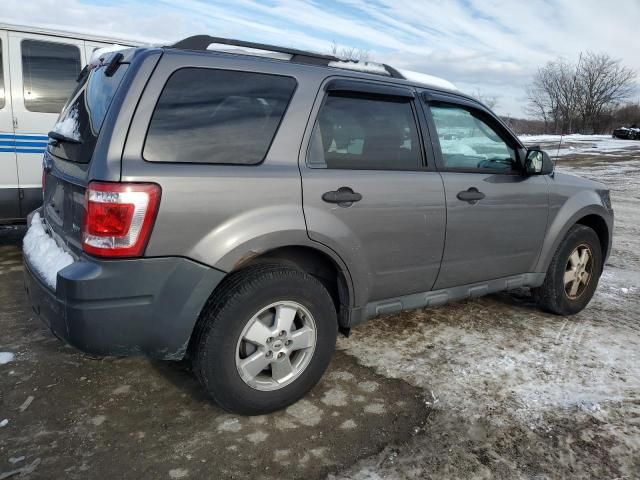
307 93 421 170
21 40 81 113
0 39 5 109
144 68 297 164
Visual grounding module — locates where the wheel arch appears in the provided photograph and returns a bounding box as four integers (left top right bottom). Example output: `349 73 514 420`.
536 200 612 273
575 214 610 264
231 244 354 329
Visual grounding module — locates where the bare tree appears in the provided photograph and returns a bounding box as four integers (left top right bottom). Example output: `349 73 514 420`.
525 84 551 133
576 52 637 133
526 52 637 134
329 40 370 62
472 89 499 110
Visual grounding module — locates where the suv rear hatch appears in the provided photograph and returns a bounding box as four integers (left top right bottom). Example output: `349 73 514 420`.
42 49 134 255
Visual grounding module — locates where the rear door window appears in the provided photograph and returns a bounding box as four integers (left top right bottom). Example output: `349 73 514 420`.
144 68 297 164
21 40 81 113
307 93 422 170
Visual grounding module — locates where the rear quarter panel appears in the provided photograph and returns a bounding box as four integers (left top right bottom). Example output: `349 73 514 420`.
120 51 341 272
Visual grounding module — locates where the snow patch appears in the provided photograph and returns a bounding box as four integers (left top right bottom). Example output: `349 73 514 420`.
364 403 386 415
52 106 81 141
246 430 269 444
112 385 131 395
89 44 130 66
168 468 189 479
328 60 389 75
321 387 348 407
340 419 357 430
23 212 74 289
398 69 458 91
0 352 15 364
0 419 8 427
217 417 242 433
357 381 379 393
91 415 106 426
519 134 640 158
285 399 323 426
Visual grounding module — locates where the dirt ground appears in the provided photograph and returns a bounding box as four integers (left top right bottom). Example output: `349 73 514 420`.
1 140 639 479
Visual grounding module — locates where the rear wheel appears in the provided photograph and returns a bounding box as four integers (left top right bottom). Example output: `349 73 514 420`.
192 264 337 415
533 224 603 315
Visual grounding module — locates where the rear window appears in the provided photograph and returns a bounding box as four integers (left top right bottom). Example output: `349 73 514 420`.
143 68 297 164
48 52 130 163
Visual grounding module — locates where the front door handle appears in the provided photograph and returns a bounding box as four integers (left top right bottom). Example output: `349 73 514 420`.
322 187 363 207
457 187 485 204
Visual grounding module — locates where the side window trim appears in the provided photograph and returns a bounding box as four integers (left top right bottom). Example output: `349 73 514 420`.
325 79 415 99
305 88 428 171
422 93 522 175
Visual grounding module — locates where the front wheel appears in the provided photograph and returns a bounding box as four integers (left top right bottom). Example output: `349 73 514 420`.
533 224 603 315
192 264 337 415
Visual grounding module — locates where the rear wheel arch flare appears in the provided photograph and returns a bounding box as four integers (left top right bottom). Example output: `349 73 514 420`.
238 246 351 318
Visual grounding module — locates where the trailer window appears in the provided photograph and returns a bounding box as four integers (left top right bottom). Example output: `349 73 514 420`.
0 39 4 109
21 40 81 114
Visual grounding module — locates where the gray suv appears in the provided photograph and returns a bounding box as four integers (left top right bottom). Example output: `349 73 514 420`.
23 36 613 415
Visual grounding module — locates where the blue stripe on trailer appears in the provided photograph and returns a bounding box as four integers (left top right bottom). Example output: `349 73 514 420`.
13 141 48 147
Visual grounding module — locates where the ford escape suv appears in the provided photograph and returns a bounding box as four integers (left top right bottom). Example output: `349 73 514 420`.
23 36 614 415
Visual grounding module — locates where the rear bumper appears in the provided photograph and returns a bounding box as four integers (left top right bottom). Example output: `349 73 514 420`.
23 253 226 360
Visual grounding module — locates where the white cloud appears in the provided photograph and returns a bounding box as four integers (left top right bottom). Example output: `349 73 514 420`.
2 0 638 116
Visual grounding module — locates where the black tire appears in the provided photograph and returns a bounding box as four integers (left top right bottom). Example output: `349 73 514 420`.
533 224 603 315
191 264 337 415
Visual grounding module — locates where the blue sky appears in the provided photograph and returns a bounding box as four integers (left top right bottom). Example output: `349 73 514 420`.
3 0 640 116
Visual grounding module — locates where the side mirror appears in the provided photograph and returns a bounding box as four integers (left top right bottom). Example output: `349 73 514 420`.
525 149 554 175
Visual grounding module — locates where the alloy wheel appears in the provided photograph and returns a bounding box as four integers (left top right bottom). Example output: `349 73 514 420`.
564 243 594 299
235 301 317 391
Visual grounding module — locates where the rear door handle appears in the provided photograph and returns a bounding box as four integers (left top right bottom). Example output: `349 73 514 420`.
322 187 362 207
457 187 485 204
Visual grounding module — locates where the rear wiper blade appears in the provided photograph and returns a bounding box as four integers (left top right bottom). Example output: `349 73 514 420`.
48 130 82 145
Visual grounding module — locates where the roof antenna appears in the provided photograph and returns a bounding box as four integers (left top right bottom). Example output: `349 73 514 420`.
554 133 563 174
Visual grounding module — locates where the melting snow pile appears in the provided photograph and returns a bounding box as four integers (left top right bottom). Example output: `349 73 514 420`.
51 106 80 142
0 352 15 365
23 212 74 289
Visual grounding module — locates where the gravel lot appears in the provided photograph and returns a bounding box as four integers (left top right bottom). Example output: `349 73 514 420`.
1 139 639 479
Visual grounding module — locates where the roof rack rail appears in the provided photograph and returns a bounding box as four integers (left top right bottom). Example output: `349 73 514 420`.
168 35 339 66
167 35 405 79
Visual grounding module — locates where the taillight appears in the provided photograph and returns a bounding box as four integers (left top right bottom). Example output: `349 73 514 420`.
82 182 161 258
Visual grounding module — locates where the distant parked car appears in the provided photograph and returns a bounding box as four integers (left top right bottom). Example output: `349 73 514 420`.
612 125 640 140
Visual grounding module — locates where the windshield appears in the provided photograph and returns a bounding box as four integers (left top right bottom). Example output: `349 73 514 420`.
48 54 130 163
